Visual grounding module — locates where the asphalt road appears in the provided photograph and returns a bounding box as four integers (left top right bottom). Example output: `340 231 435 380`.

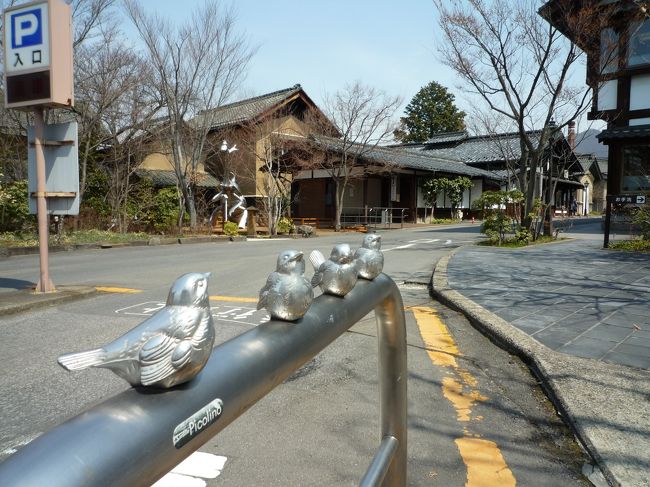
0 225 591 486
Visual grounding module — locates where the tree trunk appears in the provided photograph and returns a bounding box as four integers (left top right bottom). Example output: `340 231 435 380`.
334 178 345 232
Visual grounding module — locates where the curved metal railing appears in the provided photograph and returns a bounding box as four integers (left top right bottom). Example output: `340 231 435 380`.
0 274 407 487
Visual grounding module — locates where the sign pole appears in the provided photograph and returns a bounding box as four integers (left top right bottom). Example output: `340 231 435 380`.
34 107 54 293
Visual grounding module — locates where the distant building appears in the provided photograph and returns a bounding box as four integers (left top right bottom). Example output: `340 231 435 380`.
395 128 585 214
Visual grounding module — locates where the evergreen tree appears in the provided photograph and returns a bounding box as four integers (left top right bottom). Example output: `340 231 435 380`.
394 82 465 143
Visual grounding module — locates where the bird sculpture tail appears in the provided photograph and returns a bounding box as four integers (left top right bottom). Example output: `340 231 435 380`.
58 348 108 371
309 250 325 271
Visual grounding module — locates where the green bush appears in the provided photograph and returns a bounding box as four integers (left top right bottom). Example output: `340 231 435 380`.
609 239 650 252
0 180 35 232
473 190 524 245
277 217 294 234
633 205 650 240
223 221 239 237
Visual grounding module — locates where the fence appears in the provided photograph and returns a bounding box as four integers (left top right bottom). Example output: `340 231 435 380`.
0 274 407 487
340 207 409 229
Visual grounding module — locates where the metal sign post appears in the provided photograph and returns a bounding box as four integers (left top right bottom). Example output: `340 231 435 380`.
33 108 53 292
3 0 74 293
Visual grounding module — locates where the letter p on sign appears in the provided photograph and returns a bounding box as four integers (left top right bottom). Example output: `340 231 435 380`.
12 9 42 48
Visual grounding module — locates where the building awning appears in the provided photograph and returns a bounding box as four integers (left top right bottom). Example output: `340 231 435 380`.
597 125 650 142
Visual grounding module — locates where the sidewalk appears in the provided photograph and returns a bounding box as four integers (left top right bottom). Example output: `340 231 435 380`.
431 239 650 487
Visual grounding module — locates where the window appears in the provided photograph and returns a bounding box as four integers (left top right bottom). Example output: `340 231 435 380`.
600 28 619 74
622 145 650 192
628 20 650 67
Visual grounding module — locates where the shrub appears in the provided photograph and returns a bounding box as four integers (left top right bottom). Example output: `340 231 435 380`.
633 205 650 240
223 221 239 237
277 217 294 234
0 180 35 232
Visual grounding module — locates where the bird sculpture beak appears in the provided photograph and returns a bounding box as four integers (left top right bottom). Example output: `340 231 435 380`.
203 272 212 279
290 252 304 262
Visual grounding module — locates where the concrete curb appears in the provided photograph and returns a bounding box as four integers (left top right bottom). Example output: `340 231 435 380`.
0 235 248 258
0 286 98 317
431 247 650 487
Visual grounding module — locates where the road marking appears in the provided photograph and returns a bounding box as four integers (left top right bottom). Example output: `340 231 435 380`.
210 295 258 303
444 239 453 245
455 438 516 487
96 286 142 294
115 301 268 326
246 238 291 242
383 243 416 252
411 306 515 486
152 452 227 487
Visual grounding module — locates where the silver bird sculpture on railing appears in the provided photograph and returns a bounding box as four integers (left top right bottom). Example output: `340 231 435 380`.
309 243 359 297
57 272 215 389
257 250 314 321
354 233 384 280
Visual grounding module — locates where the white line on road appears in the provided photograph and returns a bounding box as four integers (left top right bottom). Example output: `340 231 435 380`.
246 238 291 242
152 452 227 487
383 243 416 252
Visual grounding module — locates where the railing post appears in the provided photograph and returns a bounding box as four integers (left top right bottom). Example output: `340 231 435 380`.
0 275 408 487
374 287 407 486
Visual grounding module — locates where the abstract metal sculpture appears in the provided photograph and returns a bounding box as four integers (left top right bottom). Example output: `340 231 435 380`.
209 172 248 229
57 273 215 389
309 243 359 297
257 250 314 321
354 233 384 280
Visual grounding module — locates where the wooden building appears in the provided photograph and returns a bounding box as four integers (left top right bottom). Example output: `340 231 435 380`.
540 0 650 200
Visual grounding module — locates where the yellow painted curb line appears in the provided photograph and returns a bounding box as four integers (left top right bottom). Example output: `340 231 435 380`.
95 287 142 294
210 295 258 303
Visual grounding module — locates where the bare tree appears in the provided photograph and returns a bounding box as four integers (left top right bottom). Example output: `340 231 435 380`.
435 0 611 228
303 82 400 231
124 0 254 232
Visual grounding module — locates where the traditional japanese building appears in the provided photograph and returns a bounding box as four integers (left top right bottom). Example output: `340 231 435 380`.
540 0 650 201
396 129 584 214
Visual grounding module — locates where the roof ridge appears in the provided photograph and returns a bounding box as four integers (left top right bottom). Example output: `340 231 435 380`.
204 84 302 113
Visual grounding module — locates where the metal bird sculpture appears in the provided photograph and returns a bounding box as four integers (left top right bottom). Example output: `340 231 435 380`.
257 250 314 321
354 233 384 280
57 273 215 389
309 243 359 297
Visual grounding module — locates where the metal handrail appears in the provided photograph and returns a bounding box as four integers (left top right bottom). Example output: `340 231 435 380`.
0 274 407 487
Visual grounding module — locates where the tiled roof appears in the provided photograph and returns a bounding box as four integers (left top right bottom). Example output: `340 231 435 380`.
193 84 304 130
597 125 650 141
408 131 543 166
135 169 218 188
308 136 499 179
423 131 469 144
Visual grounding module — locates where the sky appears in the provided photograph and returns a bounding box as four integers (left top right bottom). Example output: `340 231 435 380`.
132 0 602 135
145 0 459 119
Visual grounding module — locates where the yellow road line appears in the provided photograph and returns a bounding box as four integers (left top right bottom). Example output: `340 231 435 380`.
455 438 516 487
95 286 142 294
210 295 258 303
411 306 516 486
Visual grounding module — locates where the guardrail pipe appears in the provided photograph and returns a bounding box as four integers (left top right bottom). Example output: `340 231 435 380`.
0 274 407 487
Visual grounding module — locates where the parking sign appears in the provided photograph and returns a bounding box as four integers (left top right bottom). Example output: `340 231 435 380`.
3 0 72 109
4 2 50 74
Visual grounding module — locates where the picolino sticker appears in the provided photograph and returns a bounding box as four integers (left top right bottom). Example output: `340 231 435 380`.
173 398 224 449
